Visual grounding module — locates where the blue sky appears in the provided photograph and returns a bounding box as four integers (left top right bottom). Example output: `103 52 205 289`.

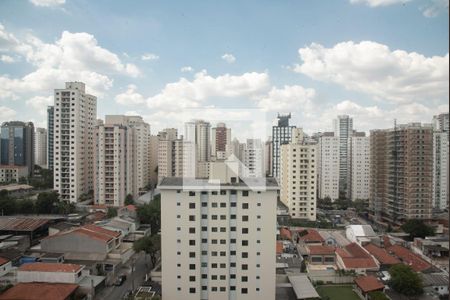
0 0 448 138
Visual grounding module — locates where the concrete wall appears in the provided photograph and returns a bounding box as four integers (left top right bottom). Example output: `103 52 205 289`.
41 233 107 254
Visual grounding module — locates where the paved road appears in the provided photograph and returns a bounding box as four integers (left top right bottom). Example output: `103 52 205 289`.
95 252 151 300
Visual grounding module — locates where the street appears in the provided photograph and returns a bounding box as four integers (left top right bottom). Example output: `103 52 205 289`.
95 252 151 300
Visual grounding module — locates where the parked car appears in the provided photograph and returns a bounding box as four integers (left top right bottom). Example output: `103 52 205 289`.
114 275 127 286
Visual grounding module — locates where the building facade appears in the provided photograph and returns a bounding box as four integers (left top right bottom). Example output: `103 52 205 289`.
53 82 97 202
0 121 35 176
272 114 295 180
159 163 278 300
212 123 231 160
185 120 211 178
370 123 433 224
158 129 184 183
280 128 317 221
333 115 353 198
47 106 54 171
243 139 264 178
35 128 47 169
317 132 340 201
348 133 370 201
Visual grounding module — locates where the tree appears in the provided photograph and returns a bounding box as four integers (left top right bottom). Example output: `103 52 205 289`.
57 200 75 215
389 264 423 297
0 190 17 215
318 197 332 210
368 291 389 300
107 207 118 218
17 198 35 214
124 194 134 206
137 195 161 234
353 199 368 213
133 234 161 267
35 191 59 214
401 219 435 241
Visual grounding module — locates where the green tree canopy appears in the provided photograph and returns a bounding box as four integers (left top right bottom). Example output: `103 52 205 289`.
401 219 435 241
0 190 17 215
137 195 161 235
107 207 118 218
17 198 35 214
35 191 59 214
133 234 161 266
389 264 423 297
124 194 134 206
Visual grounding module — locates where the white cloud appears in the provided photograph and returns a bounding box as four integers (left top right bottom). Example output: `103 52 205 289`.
30 0 65 7
0 25 139 99
141 53 159 61
181 66 194 73
0 106 17 120
147 70 270 111
294 41 449 104
0 55 15 63
25 95 53 115
254 85 316 112
115 84 146 106
349 0 411 7
221 53 236 64
422 0 449 17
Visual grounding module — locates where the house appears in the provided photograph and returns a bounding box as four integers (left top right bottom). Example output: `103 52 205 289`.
307 245 335 265
279 227 292 240
354 275 385 300
17 262 84 284
296 229 324 245
345 225 378 246
318 231 337 246
0 217 50 245
0 257 12 277
363 243 400 270
0 282 79 300
335 243 379 274
387 245 432 272
421 273 449 296
118 204 137 219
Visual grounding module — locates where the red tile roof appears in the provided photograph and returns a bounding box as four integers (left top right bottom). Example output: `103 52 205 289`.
125 204 137 211
280 227 292 240
0 282 78 300
83 224 121 238
276 241 284 255
0 257 9 266
297 229 324 243
0 217 49 231
387 245 432 272
308 245 336 255
364 243 401 265
336 243 378 269
19 263 82 273
45 224 120 243
354 276 385 293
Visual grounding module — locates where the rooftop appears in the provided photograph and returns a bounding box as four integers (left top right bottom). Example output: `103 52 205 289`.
387 245 432 272
0 282 78 300
288 274 320 299
0 217 49 232
308 245 335 255
297 229 324 243
0 184 33 191
420 273 449 287
280 227 292 240
354 275 385 293
19 262 83 273
158 177 279 189
364 243 401 265
347 225 376 237
45 224 120 243
0 257 9 266
336 243 378 269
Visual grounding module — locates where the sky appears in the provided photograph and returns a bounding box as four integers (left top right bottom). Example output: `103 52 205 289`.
0 0 448 139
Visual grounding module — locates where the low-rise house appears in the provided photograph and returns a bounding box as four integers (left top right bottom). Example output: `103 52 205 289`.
279 227 292 241
0 282 79 300
118 204 138 219
354 275 385 300
387 244 432 272
420 273 449 297
336 243 379 274
0 217 50 246
17 262 84 284
346 225 378 246
318 231 337 246
295 229 324 245
363 243 400 271
307 245 335 265
0 257 12 277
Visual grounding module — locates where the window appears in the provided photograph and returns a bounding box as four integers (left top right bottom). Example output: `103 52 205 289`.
189 264 196 270
242 191 249 196
242 215 249 222
241 288 248 294
189 215 195 221
189 203 195 209
220 287 226 292
242 240 248 246
242 264 248 270
189 240 196 246
220 203 226 208
220 190 226 195
189 252 195 258
212 203 218 208
230 190 237 195
242 228 248 234
211 215 218 220
242 203 249 209
189 288 196 293
189 191 195 196
242 252 248 258
242 276 248 282
189 228 195 234
189 276 195 282
212 191 218 195
201 202 207 207
230 202 237 207
230 226 236 231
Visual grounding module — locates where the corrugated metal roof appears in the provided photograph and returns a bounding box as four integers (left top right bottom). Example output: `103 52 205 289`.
0 217 49 232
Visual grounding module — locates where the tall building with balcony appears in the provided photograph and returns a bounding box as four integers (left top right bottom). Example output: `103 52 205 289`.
212 123 231 160
432 113 449 210
280 128 317 221
317 132 340 201
348 132 370 201
243 139 264 178
272 113 296 180
157 128 184 183
334 115 353 198
53 82 97 203
0 121 35 176
34 128 47 169
159 161 278 300
185 120 211 178
370 123 433 224
47 106 54 171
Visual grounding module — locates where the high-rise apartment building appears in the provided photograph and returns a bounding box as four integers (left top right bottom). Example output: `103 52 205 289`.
35 128 47 169
272 114 295 180
159 161 278 300
158 129 184 183
185 120 211 178
432 113 449 210
53 82 97 203
280 128 317 221
370 123 433 224
264 138 272 177
149 134 159 189
348 132 370 201
334 115 353 197
212 123 231 160
47 106 54 171
242 139 264 178
0 121 35 176
317 132 340 201
94 119 135 206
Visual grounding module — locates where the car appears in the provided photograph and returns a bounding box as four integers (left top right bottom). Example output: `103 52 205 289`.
114 275 127 286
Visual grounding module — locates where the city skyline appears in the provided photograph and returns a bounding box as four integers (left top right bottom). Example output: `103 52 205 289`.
0 0 448 139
